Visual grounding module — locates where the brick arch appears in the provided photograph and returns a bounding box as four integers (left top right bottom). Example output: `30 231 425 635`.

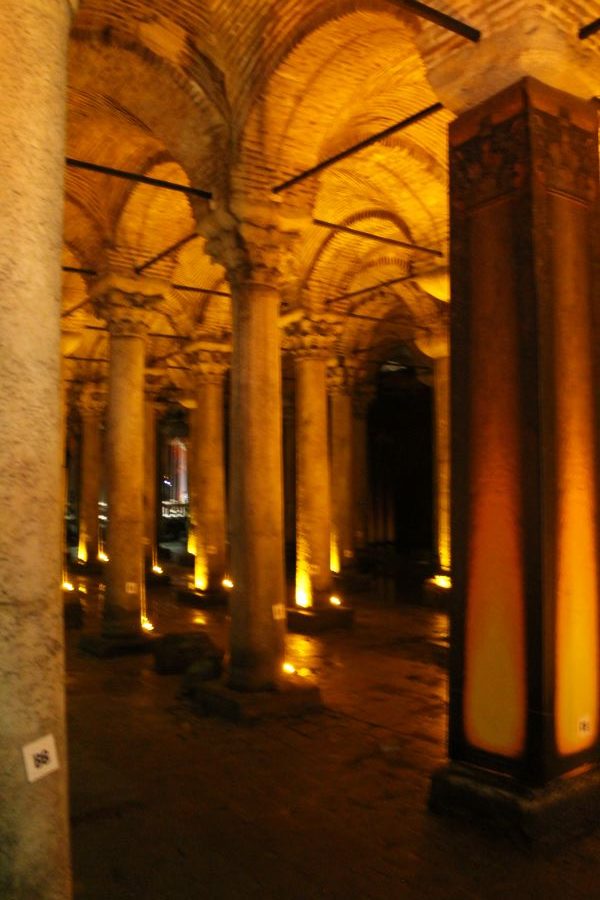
69 29 229 188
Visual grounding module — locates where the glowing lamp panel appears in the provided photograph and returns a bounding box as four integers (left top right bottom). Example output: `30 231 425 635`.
462 200 526 759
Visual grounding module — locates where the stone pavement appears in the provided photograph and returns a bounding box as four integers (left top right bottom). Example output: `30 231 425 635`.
66 572 600 899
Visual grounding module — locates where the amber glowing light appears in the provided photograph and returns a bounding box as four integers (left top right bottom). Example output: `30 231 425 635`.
62 580 75 592
329 595 342 606
77 540 88 564
282 662 296 675
330 531 340 574
463 206 526 759
141 616 154 632
152 564 163 575
295 551 313 609
98 551 109 562
222 576 234 589
552 197 599 756
431 574 452 590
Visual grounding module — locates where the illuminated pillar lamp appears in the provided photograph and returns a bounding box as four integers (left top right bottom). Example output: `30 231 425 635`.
187 528 196 557
330 531 341 575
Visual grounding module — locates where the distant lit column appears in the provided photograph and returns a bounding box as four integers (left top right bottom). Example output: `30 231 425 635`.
188 350 229 593
352 385 374 551
92 274 165 637
415 329 450 576
0 0 77 894
328 364 354 572
287 316 340 607
77 384 105 565
431 79 600 828
144 390 165 570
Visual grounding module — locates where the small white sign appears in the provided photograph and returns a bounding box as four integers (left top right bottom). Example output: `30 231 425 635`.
272 603 286 621
22 734 59 784
125 582 137 594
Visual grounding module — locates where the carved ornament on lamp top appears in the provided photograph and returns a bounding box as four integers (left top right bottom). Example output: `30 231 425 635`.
451 93 597 212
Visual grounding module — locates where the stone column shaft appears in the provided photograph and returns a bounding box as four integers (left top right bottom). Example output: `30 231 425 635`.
433 356 450 572
0 1 74 895
229 282 286 689
104 323 147 636
78 408 103 564
192 368 227 591
144 398 158 566
295 355 331 604
352 393 372 550
330 387 354 571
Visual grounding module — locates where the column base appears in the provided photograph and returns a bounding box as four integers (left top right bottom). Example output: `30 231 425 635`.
286 604 354 634
145 568 171 586
78 631 157 658
422 575 453 609
429 762 600 844
62 586 85 629
176 586 228 608
187 674 323 723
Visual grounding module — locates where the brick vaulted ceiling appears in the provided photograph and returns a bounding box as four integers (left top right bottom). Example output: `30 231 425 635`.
62 1 600 395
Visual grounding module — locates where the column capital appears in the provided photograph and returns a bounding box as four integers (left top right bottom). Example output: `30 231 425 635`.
186 348 230 384
77 383 106 417
284 314 342 360
415 325 449 360
327 358 363 395
198 195 287 291
90 271 167 335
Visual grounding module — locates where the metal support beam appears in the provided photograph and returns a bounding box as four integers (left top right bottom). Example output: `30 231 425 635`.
172 283 231 298
135 232 198 274
62 265 97 276
329 271 418 303
579 18 600 39
313 219 443 256
396 1 480 42
65 157 212 200
272 103 444 193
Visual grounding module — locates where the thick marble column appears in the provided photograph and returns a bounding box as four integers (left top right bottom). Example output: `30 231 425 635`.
431 78 600 834
287 316 339 607
328 365 354 572
0 1 76 896
188 350 229 593
91 275 164 638
77 385 105 565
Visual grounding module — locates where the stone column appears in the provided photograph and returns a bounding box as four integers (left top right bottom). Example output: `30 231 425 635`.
77 385 105 565
144 389 165 570
416 328 451 577
188 350 229 593
0 0 77 895
201 201 286 690
91 275 164 639
287 316 339 607
431 78 600 831
328 364 355 572
352 385 374 551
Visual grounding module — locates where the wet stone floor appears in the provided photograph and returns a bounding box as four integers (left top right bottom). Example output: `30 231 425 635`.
66 570 600 899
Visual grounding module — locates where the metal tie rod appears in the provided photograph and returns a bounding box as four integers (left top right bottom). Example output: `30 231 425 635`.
66 157 212 200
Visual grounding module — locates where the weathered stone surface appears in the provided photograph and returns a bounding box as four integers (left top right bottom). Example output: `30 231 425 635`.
188 675 323 723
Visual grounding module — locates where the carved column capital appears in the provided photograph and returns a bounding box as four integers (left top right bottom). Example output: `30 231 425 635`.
77 384 106 418
327 358 364 395
284 314 342 360
90 271 167 336
186 348 231 385
197 196 285 290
